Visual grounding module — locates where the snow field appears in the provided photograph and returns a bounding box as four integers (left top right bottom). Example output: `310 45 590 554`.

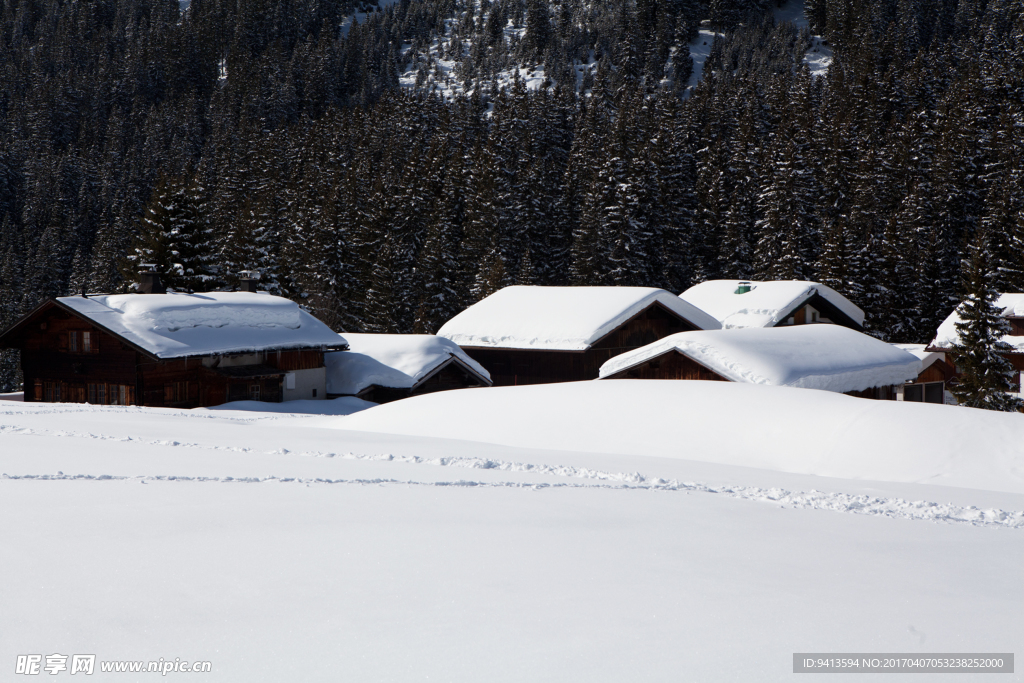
2 382 1022 681
339 380 1024 495
2 477 1019 682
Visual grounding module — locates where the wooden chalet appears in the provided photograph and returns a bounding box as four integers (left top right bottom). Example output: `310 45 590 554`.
0 289 347 408
599 325 922 400
325 333 491 404
679 280 865 330
436 286 721 386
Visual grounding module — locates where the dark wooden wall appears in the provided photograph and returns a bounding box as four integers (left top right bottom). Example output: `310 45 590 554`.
20 306 138 404
602 350 728 381
410 362 486 395
464 302 700 386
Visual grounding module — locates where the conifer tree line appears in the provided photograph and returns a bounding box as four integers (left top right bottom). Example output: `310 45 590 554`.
1 0 1024 391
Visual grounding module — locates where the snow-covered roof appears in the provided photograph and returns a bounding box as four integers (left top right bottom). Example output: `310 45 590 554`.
679 280 865 329
325 334 491 396
437 286 721 351
891 344 946 372
55 292 346 359
599 325 921 393
930 293 1024 353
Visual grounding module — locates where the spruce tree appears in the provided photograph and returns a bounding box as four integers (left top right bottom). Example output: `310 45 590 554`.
947 233 1023 412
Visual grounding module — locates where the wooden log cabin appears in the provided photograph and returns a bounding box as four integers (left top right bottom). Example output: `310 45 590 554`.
325 333 492 404
436 286 721 386
927 292 1024 402
678 280 865 330
599 325 922 400
0 290 347 408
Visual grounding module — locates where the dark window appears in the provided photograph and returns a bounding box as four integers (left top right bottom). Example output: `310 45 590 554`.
68 331 78 352
924 382 944 404
250 384 261 401
904 384 923 402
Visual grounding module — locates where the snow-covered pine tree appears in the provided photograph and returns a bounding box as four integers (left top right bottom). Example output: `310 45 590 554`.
413 141 467 334
361 233 399 333
947 232 1024 412
122 175 214 292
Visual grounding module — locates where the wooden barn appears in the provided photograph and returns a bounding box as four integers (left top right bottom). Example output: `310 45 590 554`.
929 292 1024 398
679 280 865 330
599 325 921 400
436 286 721 386
325 333 491 404
0 291 347 408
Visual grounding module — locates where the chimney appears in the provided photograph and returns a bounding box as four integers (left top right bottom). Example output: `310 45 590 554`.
238 270 260 293
137 266 166 294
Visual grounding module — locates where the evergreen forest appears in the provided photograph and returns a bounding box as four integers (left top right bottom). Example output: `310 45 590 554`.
1 0 1023 390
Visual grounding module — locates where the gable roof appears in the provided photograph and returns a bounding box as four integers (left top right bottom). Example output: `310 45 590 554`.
437 286 721 351
930 293 1024 353
325 334 491 396
1 292 347 360
679 280 865 330
599 325 921 393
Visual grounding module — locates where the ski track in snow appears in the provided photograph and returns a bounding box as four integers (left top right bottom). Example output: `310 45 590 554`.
2 423 1022 530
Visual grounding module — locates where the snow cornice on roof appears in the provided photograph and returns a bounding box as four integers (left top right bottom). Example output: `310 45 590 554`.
47 292 346 360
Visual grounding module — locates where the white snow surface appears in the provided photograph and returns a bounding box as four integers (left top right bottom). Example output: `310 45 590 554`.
892 343 946 372
772 0 833 76
2 383 1023 681
339 380 1024 494
679 279 865 329
198 396 377 416
325 334 490 395
599 326 920 393
683 29 724 97
931 292 1024 353
437 286 720 351
57 292 345 359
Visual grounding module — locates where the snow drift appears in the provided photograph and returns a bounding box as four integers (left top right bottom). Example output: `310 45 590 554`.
338 380 1024 493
